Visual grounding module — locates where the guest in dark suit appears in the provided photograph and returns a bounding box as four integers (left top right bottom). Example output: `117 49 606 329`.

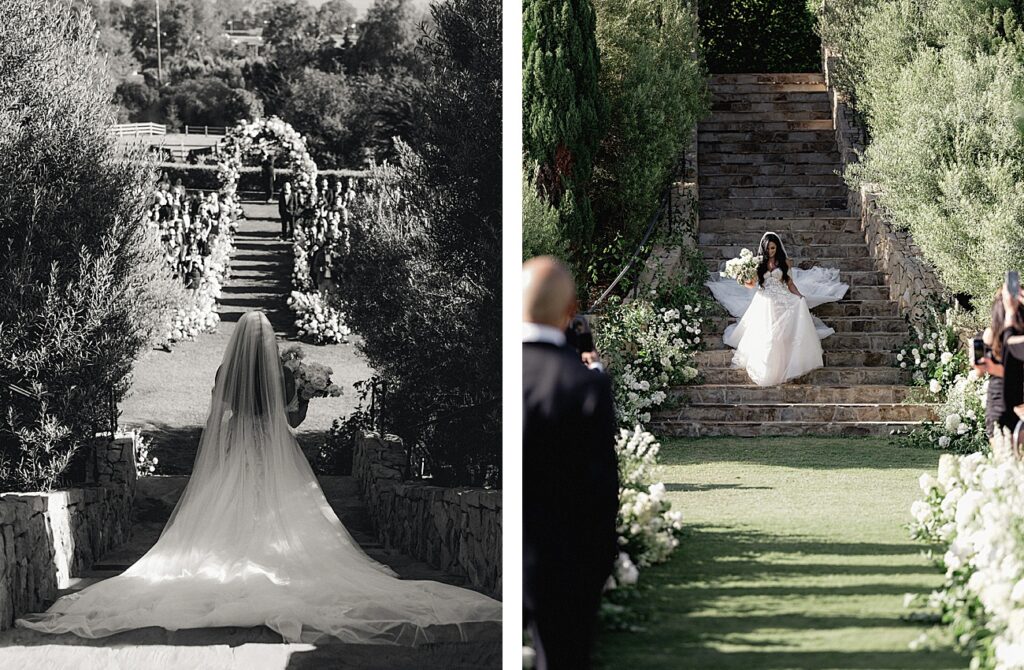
523 256 619 670
261 152 276 203
277 181 295 239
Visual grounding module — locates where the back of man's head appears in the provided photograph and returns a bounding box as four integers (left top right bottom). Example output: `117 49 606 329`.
523 256 576 329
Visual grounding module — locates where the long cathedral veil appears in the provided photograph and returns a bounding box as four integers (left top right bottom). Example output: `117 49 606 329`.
17 311 502 643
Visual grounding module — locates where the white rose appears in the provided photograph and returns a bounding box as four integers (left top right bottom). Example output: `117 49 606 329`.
929 379 942 394
938 435 951 448
940 352 953 365
944 413 961 433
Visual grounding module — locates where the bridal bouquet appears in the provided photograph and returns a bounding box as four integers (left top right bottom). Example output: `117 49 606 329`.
722 248 760 285
280 346 342 408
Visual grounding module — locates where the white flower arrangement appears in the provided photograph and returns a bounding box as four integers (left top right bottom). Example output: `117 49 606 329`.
596 298 702 427
895 300 968 397
721 248 760 285
909 429 1024 669
288 291 352 345
612 427 684 571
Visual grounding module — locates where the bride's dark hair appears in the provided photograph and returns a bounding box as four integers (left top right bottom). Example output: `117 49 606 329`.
756 233 791 287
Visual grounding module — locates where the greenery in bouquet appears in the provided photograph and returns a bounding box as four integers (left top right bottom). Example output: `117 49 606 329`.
722 248 761 285
596 296 701 426
134 435 159 478
907 430 1024 669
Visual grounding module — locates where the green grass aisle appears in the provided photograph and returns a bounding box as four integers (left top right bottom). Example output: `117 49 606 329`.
594 437 963 669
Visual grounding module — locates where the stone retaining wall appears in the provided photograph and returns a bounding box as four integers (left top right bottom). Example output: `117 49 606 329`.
822 47 946 316
352 433 501 598
0 432 138 629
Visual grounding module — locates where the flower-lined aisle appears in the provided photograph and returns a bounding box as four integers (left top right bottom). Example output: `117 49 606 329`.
146 180 236 341
213 115 352 345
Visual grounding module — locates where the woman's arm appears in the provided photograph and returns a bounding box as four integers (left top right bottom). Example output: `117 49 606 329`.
787 278 803 298
281 365 308 428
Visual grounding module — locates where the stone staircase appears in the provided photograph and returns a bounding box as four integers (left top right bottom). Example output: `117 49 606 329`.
655 72 936 437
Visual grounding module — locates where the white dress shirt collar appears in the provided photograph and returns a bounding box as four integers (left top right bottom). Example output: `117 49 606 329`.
522 322 566 346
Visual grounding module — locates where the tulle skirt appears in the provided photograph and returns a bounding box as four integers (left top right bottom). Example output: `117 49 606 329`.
724 289 826 387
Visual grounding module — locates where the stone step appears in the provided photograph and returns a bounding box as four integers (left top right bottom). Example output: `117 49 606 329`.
695 349 898 367
698 129 836 144
700 174 844 189
699 230 863 246
702 243 872 259
699 208 853 220
700 366 910 385
710 101 832 114
651 419 920 438
700 119 835 132
709 91 831 104
671 383 914 404
707 110 834 122
702 331 904 351
813 300 900 318
704 256 878 273
699 185 847 199
710 73 826 85
698 217 861 233
700 163 842 176
846 285 891 301
701 152 840 165
708 82 829 95
669 401 934 423
700 142 840 157
706 315 906 334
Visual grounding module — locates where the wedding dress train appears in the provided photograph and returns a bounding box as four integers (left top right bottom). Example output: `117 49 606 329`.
16 312 502 644
706 267 849 387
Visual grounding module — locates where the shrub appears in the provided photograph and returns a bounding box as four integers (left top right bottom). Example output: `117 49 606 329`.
819 0 1024 309
700 0 820 73
0 1 181 492
148 163 366 192
330 0 501 487
590 0 707 255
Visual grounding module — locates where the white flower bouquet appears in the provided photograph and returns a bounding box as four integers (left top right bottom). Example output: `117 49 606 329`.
280 346 342 409
288 291 351 344
722 248 761 285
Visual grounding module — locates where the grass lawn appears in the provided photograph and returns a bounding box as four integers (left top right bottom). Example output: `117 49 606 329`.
594 436 963 669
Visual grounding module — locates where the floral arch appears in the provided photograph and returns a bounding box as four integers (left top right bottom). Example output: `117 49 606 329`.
215 116 319 218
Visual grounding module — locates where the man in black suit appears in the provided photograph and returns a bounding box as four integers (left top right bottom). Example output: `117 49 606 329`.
277 181 295 239
523 256 619 670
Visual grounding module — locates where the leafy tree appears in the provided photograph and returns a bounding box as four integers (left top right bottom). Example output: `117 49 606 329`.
281 68 359 167
122 0 229 78
113 79 161 121
590 0 707 250
159 76 264 128
333 0 501 485
0 0 180 491
340 0 424 74
700 0 820 73
523 0 607 263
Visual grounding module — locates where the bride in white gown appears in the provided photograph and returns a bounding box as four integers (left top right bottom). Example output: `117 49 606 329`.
706 232 849 387
16 311 501 644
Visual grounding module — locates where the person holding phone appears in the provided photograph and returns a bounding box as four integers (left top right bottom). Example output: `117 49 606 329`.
973 290 1008 438
985 273 1024 437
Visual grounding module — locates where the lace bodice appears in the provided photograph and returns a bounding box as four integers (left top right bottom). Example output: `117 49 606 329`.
760 267 791 297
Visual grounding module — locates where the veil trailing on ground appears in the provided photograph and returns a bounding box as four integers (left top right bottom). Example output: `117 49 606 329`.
17 312 501 643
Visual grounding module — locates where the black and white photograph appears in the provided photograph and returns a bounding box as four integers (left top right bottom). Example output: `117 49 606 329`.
0 0 502 667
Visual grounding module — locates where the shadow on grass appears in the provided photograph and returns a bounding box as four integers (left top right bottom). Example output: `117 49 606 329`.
595 524 962 670
657 436 942 470
665 482 773 492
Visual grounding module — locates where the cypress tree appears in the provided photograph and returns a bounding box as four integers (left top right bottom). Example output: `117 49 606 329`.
523 0 606 259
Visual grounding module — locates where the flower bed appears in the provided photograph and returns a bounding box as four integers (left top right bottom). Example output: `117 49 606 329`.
909 430 1024 669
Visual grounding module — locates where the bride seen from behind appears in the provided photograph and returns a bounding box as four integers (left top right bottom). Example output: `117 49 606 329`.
16 311 501 644
707 232 849 387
